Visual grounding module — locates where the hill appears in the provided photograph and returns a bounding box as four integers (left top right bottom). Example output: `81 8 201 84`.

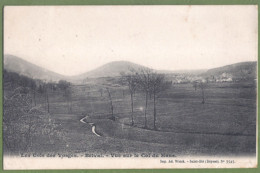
4 54 67 82
203 61 257 80
3 54 257 83
73 61 207 80
73 61 151 79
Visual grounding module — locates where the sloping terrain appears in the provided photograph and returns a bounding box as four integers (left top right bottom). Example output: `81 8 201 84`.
74 61 150 79
4 54 67 81
203 61 257 80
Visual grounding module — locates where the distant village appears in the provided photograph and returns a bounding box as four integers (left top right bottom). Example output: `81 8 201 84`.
167 72 237 85
79 71 254 88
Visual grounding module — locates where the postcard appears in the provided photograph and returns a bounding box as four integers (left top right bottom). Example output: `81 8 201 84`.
3 5 257 169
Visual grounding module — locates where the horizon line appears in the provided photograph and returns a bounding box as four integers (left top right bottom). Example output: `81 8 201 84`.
3 54 256 77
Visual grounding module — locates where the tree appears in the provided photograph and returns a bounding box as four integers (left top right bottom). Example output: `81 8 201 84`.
42 83 50 113
4 70 20 89
57 80 70 91
37 82 57 114
47 82 56 92
3 83 44 153
37 84 44 94
206 77 209 83
149 72 170 130
106 87 115 121
120 71 138 126
64 87 72 113
4 87 34 152
3 71 38 106
198 81 207 104
3 72 67 154
135 68 153 129
29 80 37 106
45 82 58 113
57 80 72 113
98 88 103 97
192 81 198 91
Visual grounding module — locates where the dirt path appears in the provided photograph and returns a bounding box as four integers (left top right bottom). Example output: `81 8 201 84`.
80 116 101 137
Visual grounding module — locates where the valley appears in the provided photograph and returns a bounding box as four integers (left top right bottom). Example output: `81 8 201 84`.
3 54 257 157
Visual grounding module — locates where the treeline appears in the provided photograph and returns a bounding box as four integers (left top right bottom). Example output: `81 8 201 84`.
4 70 72 113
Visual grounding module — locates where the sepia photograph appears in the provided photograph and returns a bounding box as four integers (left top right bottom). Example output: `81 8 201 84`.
2 5 258 169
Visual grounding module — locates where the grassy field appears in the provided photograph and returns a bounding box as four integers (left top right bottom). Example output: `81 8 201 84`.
4 80 257 156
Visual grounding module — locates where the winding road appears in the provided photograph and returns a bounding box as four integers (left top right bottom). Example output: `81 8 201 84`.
80 116 101 137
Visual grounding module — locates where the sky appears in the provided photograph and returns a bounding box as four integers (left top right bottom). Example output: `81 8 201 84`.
4 5 258 76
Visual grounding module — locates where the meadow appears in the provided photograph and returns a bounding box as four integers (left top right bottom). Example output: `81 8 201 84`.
12 80 255 156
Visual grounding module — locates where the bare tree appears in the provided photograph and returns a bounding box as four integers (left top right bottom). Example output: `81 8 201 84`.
46 85 50 113
206 77 209 83
106 87 115 121
135 68 153 129
33 87 37 106
4 85 42 152
43 82 56 114
192 81 198 91
27 79 37 106
57 80 71 113
45 82 57 113
120 71 138 126
98 88 103 97
39 83 50 113
150 72 170 130
198 81 207 104
64 87 72 113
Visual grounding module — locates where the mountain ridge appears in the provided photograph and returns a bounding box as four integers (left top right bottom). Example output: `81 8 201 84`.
73 60 151 79
203 61 257 79
3 54 257 83
4 54 68 81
